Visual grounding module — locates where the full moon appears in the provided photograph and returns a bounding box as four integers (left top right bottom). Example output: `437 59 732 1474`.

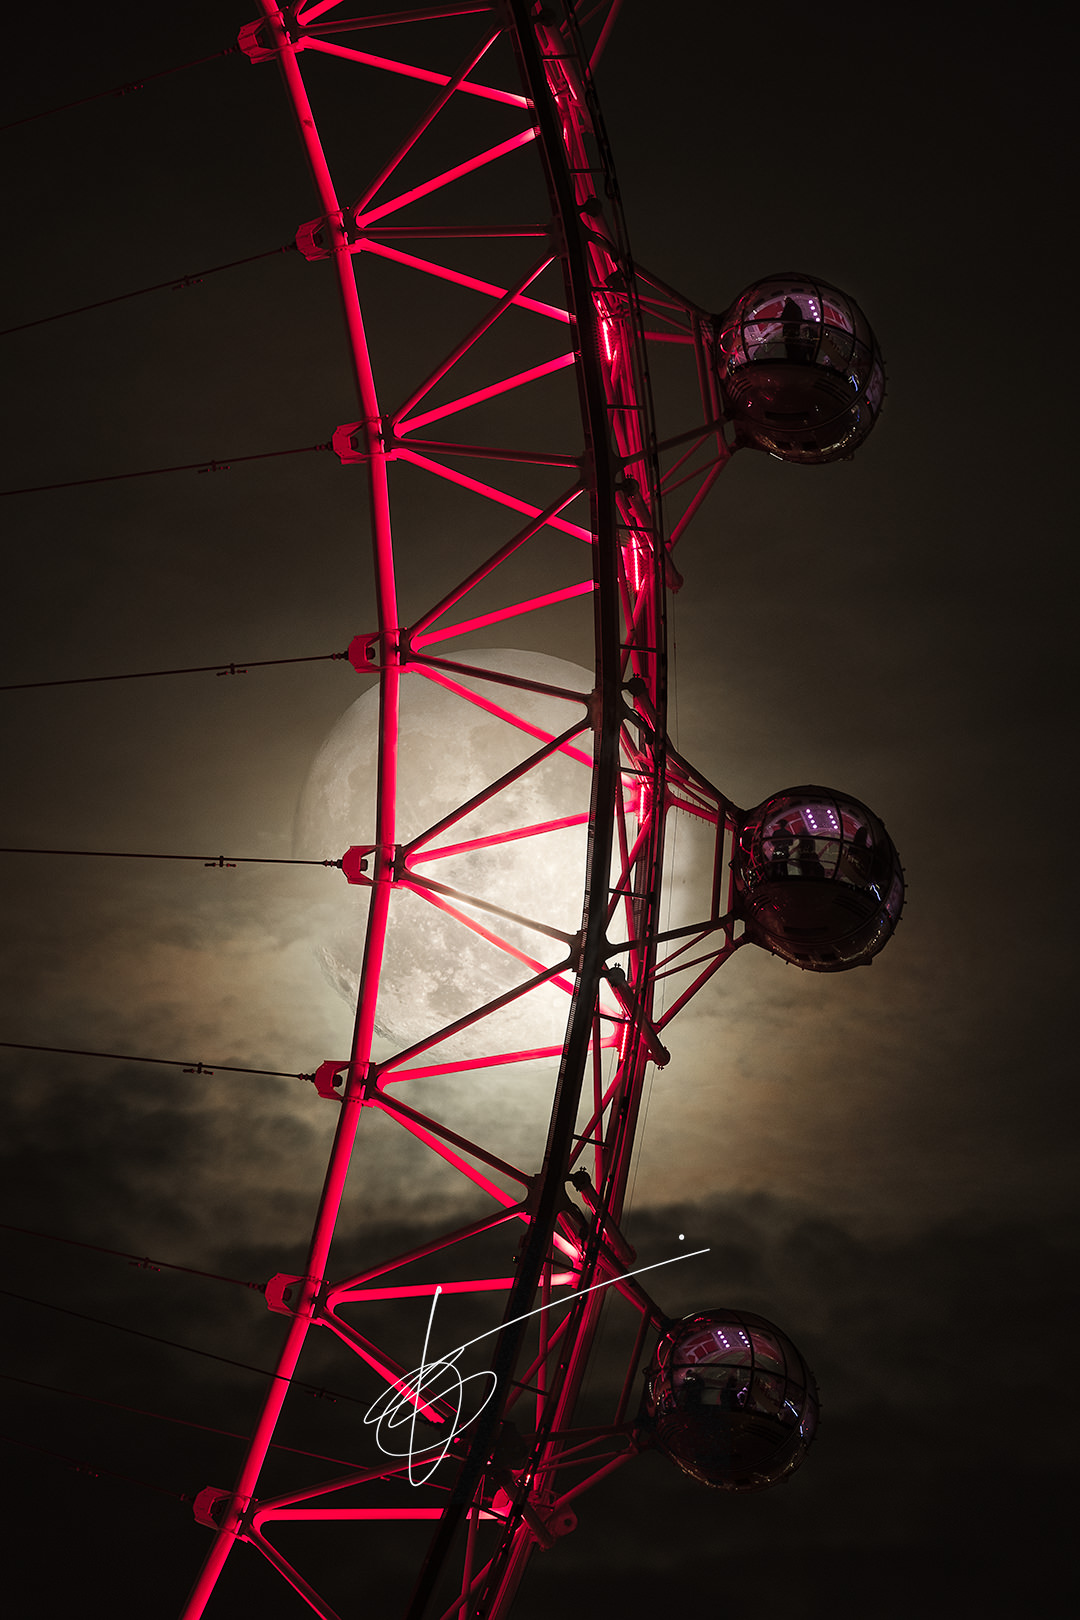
294 648 595 1062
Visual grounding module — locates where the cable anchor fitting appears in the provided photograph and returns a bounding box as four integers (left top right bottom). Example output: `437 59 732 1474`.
237 8 302 64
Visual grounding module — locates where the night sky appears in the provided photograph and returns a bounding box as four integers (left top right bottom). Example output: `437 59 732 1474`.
1 3 1076 1616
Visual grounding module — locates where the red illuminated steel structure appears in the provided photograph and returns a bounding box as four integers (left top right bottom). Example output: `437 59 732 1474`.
181 4 897 1617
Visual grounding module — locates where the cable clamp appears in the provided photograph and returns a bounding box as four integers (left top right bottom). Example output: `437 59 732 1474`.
192 1485 232 1529
311 1059 350 1100
340 847 374 886
237 8 301 63
264 1273 307 1316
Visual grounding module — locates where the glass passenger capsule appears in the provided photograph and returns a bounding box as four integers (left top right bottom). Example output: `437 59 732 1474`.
643 1309 819 1491
714 273 884 463
734 786 904 971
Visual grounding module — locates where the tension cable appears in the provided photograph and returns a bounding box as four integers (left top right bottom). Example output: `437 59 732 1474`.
0 244 297 337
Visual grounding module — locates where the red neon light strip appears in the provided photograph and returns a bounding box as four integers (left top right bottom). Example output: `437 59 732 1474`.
396 351 577 433
356 130 539 227
396 447 594 543
408 812 589 864
299 37 530 109
413 665 593 765
411 581 595 647
360 239 570 323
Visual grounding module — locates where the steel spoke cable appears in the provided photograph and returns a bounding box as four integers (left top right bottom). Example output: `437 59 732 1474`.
0 847 342 869
1 46 241 132
0 1432 191 1499
0 1222 264 1291
0 648 350 692
0 1040 315 1084
299 9 496 36
0 441 333 499
0 1373 366 1470
0 1289 370 1409
0 244 298 337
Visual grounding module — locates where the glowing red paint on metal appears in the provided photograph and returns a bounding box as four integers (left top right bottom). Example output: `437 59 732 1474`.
365 1090 530 1187
407 812 590 864
359 239 570 322
368 1096 521 1206
317 1314 447 1421
411 581 595 647
409 491 587 642
392 257 561 429
665 791 718 824
181 10 403 1611
328 1278 518 1302
299 37 530 109
396 352 578 435
399 721 591 866
356 129 539 228
394 448 594 544
651 940 730 983
398 878 577 993
605 818 653 927
378 1042 575 1081
413 653 591 706
373 954 575 1075
330 1207 529 1300
295 0 353 22
656 938 744 1031
243 1532 344 1619
568 1066 631 1171
549 1446 636 1509
412 665 593 766
260 1507 499 1522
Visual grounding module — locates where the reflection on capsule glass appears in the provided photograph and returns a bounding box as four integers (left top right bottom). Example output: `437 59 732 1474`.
734 786 904 971
643 1309 819 1491
714 273 884 464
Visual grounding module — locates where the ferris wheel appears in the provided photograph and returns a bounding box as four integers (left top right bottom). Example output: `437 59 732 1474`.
2 4 902 1617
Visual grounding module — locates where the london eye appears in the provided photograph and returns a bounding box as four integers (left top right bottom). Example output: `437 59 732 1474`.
1 5 902 1617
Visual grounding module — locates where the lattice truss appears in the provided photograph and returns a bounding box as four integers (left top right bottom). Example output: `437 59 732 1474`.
183 4 743 1616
